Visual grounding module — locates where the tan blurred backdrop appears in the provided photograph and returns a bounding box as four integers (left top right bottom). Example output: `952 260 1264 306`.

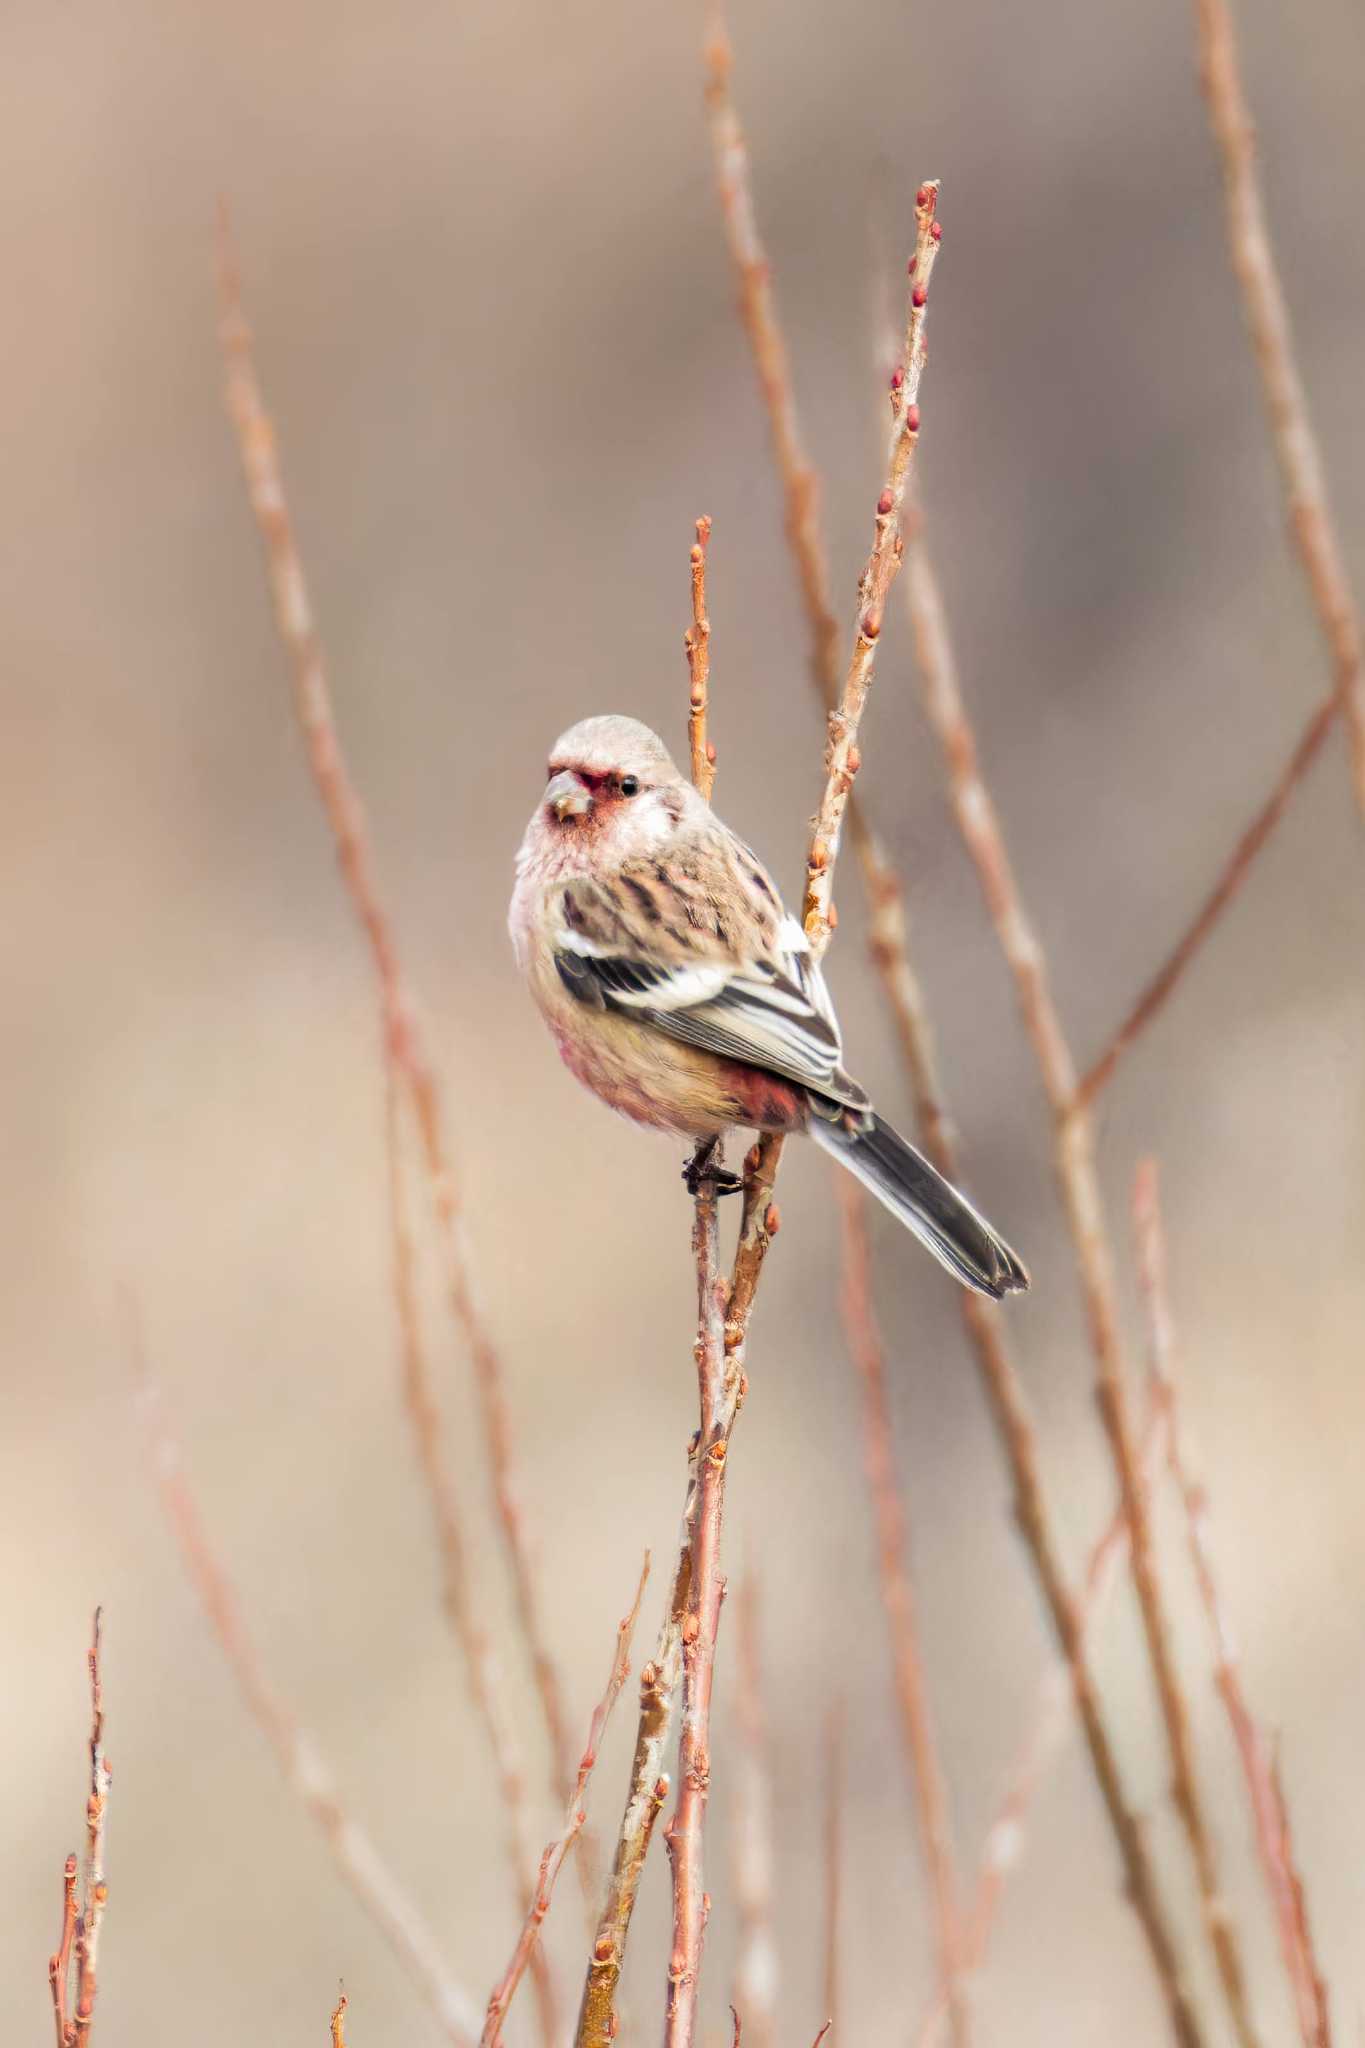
5 0 1364 2041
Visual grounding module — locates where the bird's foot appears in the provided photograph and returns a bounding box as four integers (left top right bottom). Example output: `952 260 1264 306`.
682 1140 745 1198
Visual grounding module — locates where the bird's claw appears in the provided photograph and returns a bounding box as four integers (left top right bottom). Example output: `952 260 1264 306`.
681 1143 745 1198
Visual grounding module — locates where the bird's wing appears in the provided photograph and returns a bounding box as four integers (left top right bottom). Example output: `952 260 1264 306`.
549 845 866 1109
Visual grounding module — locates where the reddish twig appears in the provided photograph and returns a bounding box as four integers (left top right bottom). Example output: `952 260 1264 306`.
1076 684 1341 1104
836 1181 965 2040
730 1577 778 2048
383 1066 558 2040
483 1560 650 2047
331 1993 348 2048
704 21 1200 2042
136 1366 481 2046
702 15 951 1144
687 516 716 801
1078 0 1365 1105
663 1174 732 2048
1191 0 1365 810
214 205 579 1850
1133 1160 1330 2048
49 1613 111 2048
904 508 1235 2047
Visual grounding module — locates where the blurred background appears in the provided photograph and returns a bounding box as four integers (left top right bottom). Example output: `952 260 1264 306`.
5 0 1364 2040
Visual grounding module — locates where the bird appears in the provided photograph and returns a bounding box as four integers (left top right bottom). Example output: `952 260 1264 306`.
509 714 1028 1299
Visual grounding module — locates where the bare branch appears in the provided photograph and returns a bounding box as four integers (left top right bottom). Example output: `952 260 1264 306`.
703 20 1201 2042
836 1181 965 2038
1191 0 1365 809
687 516 716 801
730 1577 778 2048
214 203 579 1847
50 1612 112 2048
483 1560 650 2046
903 504 1233 2048
1133 1161 1330 2048
382 1064 559 2040
331 1993 348 2048
136 1366 482 2046
663 1173 733 2047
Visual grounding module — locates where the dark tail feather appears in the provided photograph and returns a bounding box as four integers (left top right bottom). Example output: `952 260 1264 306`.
811 1109 1029 1299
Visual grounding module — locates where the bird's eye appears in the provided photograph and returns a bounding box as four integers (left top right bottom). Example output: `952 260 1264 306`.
619 775 640 798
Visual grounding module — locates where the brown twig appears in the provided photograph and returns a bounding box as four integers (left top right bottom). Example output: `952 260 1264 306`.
730 1577 778 2048
1133 1161 1330 2048
802 181 941 953
1077 0 1365 1104
904 508 1241 2047
702 15 950 1139
1192 0 1365 811
214 204 579 1850
1076 683 1342 1104
331 1993 348 2048
705 19 1201 2043
687 516 716 801
383 1065 558 2041
663 1173 732 2047
483 1559 650 2046
49 1613 111 2048
821 1703 845 2048
136 1366 482 2046
836 1181 965 2040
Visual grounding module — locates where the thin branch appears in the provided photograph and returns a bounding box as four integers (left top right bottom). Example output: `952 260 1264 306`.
836 1181 965 2040
730 1577 778 2048
1076 683 1342 1104
1078 0 1365 1103
821 1703 845 2048
49 1614 110 2048
1191 0 1365 810
136 1366 482 2047
214 204 580 1846
702 15 952 1140
482 1559 650 2047
1133 1161 1331 2048
702 21 1201 2043
383 1064 559 2041
663 1172 732 2048
903 506 1234 2048
687 516 717 801
331 1993 348 2048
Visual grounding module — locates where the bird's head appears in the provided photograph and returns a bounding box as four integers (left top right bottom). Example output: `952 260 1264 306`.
525 715 697 869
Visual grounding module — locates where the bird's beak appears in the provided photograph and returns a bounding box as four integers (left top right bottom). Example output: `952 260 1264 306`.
546 770 592 821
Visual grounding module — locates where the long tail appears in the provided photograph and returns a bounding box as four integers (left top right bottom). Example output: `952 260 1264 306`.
811 1108 1029 1299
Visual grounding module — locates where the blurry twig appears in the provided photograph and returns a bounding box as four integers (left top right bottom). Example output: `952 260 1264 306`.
383 1068 558 2039
1192 0 1364 808
331 1993 348 2048
483 1559 650 2047
1079 0 1365 1104
705 19 1199 2043
1133 1161 1331 2048
48 1609 111 2048
136 1366 482 2046
730 1577 778 2048
702 15 954 1160
214 206 582 1872
903 505 1249 2047
836 1181 965 2037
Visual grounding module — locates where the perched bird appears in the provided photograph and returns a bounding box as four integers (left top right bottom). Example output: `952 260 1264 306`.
510 714 1028 1299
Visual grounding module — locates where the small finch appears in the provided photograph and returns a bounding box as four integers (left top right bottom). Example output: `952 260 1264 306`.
510 715 1028 1298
